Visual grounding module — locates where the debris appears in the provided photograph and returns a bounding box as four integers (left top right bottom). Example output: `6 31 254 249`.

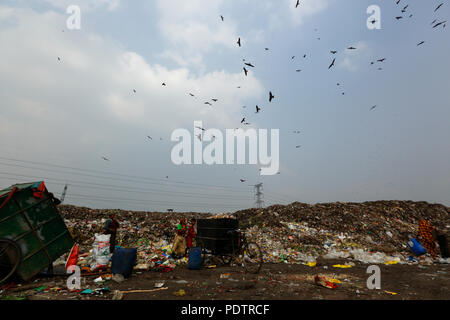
332 264 352 269
314 275 338 289
112 274 125 283
384 290 398 295
173 289 186 296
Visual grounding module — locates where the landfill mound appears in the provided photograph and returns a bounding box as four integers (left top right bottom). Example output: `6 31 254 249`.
59 200 449 265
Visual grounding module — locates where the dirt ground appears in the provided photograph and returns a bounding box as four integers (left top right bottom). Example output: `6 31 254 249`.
3 259 449 300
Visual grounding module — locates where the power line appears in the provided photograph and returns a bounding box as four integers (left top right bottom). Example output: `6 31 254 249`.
0 172 251 200
0 157 251 191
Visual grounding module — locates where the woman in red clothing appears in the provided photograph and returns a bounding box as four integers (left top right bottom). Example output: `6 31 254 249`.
186 219 196 251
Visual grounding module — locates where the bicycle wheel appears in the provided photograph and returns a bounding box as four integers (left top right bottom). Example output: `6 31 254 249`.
0 239 21 284
242 242 262 274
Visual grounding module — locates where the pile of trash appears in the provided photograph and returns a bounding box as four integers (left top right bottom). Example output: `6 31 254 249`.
58 200 449 266
235 201 449 264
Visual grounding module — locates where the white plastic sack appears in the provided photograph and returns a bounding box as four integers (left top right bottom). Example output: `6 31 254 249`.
90 233 111 271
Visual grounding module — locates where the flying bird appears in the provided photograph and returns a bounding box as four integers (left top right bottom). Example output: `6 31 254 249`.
241 117 246 123
204 102 212 106
296 69 301 72
162 83 166 86
147 136 152 140
269 91 275 102
195 126 206 131
330 50 337 54
291 56 295 60
243 67 248 76
417 41 425 46
377 58 386 62
435 3 444 12
295 145 301 149
237 37 241 47
244 62 255 67
295 0 300 8
329 58 336 69
256 105 261 113
212 99 218 102
240 179 246 183
347 46 356 50
189 93 195 97
101 157 110 161
432 21 447 28
220 15 224 21
396 16 403 20
265 48 269 51
370 105 377 111
57 57 61 61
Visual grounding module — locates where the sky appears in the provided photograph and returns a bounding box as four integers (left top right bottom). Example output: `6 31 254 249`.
0 0 449 212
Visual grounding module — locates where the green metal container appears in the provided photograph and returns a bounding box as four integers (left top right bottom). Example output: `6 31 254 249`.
0 181 74 282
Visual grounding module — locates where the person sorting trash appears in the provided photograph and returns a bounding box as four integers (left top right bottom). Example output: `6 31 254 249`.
186 218 196 253
172 218 187 259
418 218 438 259
104 213 120 253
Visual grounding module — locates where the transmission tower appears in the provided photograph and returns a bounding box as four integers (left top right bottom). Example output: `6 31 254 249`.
253 183 264 208
60 184 68 203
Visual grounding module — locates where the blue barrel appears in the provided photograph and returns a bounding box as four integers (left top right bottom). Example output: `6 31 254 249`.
408 238 427 256
111 248 137 278
188 247 202 270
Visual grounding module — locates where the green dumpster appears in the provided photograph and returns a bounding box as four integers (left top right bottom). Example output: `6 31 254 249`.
0 181 74 283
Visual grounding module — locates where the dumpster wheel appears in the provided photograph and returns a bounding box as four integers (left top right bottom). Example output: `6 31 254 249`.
0 239 21 285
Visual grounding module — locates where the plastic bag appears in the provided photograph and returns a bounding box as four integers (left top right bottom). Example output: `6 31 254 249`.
90 234 111 271
65 244 79 270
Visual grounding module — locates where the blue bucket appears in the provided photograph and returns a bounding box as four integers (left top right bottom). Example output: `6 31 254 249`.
408 238 427 256
188 247 202 270
111 248 137 278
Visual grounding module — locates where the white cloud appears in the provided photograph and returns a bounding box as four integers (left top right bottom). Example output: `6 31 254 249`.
338 41 372 72
287 0 331 26
0 6 264 158
40 0 120 11
155 0 240 67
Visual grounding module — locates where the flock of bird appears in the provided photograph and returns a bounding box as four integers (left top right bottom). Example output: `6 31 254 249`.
54 1 447 182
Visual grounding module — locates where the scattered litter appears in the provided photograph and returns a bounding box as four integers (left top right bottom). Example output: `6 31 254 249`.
332 264 352 269
112 274 125 283
314 275 338 289
173 289 186 296
384 290 398 295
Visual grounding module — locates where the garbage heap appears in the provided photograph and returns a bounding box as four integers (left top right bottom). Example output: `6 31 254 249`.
58 205 211 271
58 200 449 268
233 201 449 264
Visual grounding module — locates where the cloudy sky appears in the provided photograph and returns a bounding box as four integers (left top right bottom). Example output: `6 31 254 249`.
0 0 449 212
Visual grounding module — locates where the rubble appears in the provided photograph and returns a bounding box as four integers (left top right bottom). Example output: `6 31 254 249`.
56 201 449 267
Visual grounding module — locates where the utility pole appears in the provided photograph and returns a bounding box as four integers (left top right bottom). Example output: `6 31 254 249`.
60 184 68 203
253 183 264 209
